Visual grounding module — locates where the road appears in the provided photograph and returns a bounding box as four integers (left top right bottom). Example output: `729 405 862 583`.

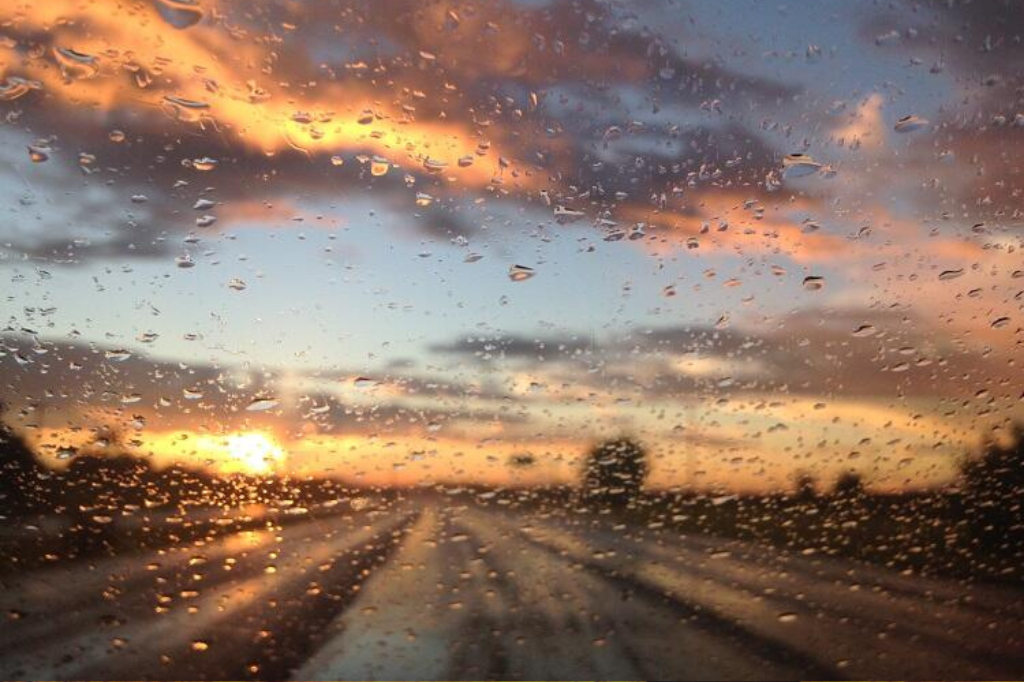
1 502 1022 681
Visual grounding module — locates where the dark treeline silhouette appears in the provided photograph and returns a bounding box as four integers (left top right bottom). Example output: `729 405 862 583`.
0 403 379 571
3 406 1023 583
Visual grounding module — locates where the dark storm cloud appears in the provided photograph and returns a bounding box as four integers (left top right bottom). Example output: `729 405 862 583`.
0 0 801 265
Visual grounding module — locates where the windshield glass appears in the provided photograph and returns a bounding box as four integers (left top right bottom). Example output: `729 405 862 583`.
1 0 1022 680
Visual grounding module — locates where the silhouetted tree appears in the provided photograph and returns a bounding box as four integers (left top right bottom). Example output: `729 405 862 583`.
959 422 1024 573
0 400 47 517
581 437 648 509
833 470 865 498
793 472 818 502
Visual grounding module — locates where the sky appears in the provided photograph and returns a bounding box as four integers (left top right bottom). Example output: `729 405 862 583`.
1 0 1021 492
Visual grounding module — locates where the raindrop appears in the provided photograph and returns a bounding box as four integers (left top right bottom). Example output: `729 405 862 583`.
175 254 196 268
246 397 279 412
153 0 204 29
27 144 49 163
782 153 822 178
0 76 42 101
423 157 448 173
163 95 211 123
370 156 390 176
109 129 126 143
104 349 133 362
802 276 825 291
228 278 247 291
191 157 218 171
464 253 483 263
554 206 586 223
991 316 1011 329
415 192 434 206
938 268 964 281
191 640 209 652
777 612 799 623
508 264 536 282
54 47 99 80
894 115 928 133
852 324 876 338
330 155 344 166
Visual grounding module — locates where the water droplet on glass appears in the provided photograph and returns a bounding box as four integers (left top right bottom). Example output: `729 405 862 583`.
777 612 799 623
852 324 876 338
228 278 247 291
153 0 204 29
191 157 218 171
938 268 964 281
104 349 132 362
246 397 279 412
508 264 536 282
554 206 586 223
802 276 825 291
191 640 209 652
894 115 928 133
330 155 345 166
0 76 42 101
370 156 390 176
54 47 99 80
27 144 49 163
423 157 448 173
175 254 196 268
415 192 434 207
991 316 1011 329
782 153 822 178
163 95 211 122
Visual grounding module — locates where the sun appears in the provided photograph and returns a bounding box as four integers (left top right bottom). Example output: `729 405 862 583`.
222 432 285 475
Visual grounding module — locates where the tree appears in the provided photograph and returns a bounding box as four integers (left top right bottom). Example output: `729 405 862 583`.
959 422 1024 571
581 437 648 509
833 470 865 498
0 400 47 517
793 471 818 502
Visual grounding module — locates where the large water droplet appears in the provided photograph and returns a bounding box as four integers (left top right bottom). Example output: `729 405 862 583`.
246 397 279 412
153 0 204 29
802 276 825 291
782 153 822 178
0 76 42 101
54 47 99 80
894 115 928 133
370 156 389 176
508 264 536 282
163 95 211 123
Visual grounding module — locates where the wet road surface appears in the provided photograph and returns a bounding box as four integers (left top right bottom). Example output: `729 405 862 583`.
2 503 1022 681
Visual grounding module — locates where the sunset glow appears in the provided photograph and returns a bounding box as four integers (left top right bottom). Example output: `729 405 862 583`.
201 432 286 476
